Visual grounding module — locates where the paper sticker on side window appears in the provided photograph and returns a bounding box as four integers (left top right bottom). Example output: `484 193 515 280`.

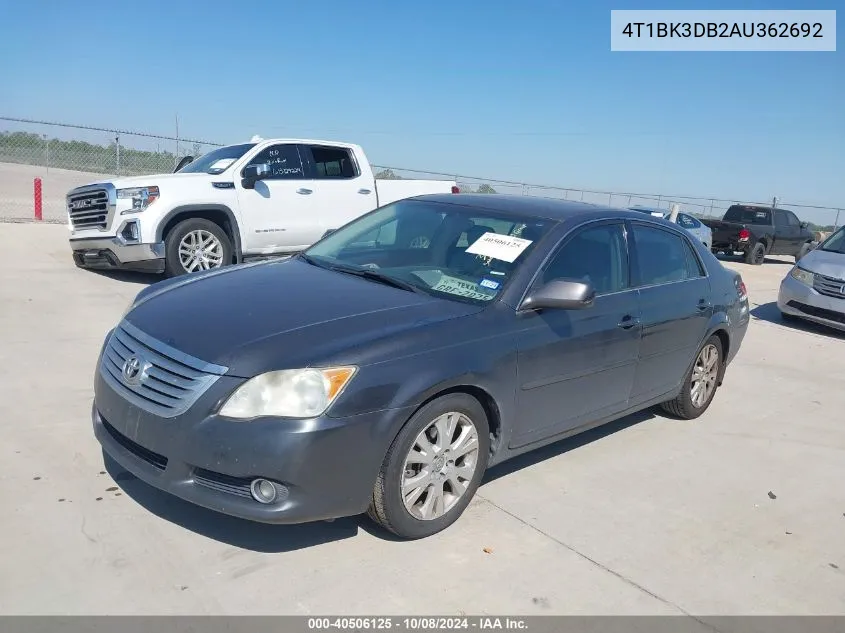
465 232 533 263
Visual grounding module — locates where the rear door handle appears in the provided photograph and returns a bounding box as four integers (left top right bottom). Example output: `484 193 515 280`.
296 188 313 195
358 188 372 195
617 315 640 329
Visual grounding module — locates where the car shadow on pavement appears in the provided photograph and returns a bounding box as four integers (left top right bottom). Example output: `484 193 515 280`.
750 301 845 340
482 409 656 485
90 269 161 286
103 453 360 553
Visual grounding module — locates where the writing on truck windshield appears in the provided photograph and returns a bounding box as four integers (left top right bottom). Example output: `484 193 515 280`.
724 206 772 225
301 200 551 305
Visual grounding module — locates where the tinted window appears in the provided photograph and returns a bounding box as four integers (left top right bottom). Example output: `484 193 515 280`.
774 210 788 226
785 211 801 227
307 145 358 179
820 227 845 254
683 239 705 277
632 225 695 286
542 224 628 295
246 144 305 179
724 206 772 225
305 200 552 306
677 213 701 229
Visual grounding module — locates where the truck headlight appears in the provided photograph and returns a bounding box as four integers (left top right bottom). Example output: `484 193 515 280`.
117 186 159 214
219 367 357 419
790 266 815 287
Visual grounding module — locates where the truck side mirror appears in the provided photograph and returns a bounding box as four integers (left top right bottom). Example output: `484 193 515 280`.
800 221 809 229
242 163 271 189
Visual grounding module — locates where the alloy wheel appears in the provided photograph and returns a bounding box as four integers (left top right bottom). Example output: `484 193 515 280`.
690 343 719 408
179 230 224 273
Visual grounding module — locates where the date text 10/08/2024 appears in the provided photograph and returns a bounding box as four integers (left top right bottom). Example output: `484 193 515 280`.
621 21 824 39
307 617 528 630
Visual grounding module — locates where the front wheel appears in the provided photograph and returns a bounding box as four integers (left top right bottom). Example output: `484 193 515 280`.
367 393 490 539
164 218 233 278
660 335 724 420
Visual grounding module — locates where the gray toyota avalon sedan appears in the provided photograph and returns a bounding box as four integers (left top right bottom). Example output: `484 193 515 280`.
92 194 750 539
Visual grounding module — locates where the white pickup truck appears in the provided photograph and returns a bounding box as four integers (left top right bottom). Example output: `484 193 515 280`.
66 138 458 276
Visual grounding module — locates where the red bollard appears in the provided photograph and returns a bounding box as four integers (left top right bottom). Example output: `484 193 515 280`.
34 178 43 221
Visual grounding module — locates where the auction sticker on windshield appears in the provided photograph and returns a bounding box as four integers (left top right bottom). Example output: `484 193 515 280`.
465 232 533 263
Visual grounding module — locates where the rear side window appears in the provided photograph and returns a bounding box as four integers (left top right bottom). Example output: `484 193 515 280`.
677 213 701 229
632 224 697 286
305 145 358 179
724 205 772 225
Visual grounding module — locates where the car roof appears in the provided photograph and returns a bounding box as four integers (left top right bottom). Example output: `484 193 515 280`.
412 193 661 224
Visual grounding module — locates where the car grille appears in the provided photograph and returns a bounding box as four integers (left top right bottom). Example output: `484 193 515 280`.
813 273 845 300
102 419 168 471
99 320 228 418
67 188 110 230
192 468 253 499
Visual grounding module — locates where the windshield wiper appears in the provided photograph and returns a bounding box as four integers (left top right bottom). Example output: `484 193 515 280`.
328 264 424 294
298 253 325 268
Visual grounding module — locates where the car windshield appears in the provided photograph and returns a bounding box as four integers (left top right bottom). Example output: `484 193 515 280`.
819 227 845 254
301 199 553 305
724 206 772 224
177 143 257 174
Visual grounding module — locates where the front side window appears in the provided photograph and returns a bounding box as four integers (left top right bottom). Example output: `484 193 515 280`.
246 144 305 179
303 200 552 305
541 223 628 295
785 211 801 227
632 224 697 286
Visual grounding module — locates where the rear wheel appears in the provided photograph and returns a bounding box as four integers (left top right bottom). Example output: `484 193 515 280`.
367 393 490 539
660 335 723 420
744 242 766 265
164 218 233 278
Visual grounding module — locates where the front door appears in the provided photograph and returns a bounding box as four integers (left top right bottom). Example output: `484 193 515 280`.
627 222 713 406
513 221 641 448
235 143 313 254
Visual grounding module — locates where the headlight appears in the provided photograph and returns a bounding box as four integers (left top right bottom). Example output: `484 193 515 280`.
117 186 159 214
219 367 357 419
790 266 815 286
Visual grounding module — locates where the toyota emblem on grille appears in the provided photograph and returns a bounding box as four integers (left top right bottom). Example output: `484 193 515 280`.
122 355 148 386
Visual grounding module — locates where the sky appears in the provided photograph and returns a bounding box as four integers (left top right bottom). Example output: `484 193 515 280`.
0 0 843 223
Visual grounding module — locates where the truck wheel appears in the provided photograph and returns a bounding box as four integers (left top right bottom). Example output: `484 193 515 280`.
367 393 490 539
164 218 233 278
744 242 766 265
660 335 723 420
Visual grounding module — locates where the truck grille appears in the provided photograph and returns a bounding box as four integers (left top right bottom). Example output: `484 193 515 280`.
99 320 228 418
67 189 110 230
813 273 845 300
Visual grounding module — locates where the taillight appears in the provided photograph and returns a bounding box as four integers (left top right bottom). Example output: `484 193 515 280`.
451 185 460 194
738 228 750 240
736 277 748 301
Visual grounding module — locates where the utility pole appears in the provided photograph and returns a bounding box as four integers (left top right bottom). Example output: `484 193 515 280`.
772 196 779 208
175 113 180 169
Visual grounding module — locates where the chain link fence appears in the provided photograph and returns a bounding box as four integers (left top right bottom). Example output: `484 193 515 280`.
1 116 841 234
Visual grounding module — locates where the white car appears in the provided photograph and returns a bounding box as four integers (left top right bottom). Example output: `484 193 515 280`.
66 139 458 277
628 205 712 249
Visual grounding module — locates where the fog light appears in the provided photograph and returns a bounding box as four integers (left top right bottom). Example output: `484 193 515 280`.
120 220 140 243
250 478 288 504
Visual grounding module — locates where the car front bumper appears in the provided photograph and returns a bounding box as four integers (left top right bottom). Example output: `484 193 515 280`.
92 366 415 524
70 235 165 273
777 274 845 332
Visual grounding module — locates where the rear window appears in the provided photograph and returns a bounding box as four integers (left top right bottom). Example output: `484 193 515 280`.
724 206 772 225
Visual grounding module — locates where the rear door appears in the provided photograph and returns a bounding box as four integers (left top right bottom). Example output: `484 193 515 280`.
627 221 712 407
299 144 378 238
772 209 797 255
513 221 641 447
235 143 312 253
784 210 805 254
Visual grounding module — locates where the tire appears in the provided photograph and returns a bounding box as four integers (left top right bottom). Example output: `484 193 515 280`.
367 393 490 539
164 218 233 278
744 242 766 265
660 335 724 420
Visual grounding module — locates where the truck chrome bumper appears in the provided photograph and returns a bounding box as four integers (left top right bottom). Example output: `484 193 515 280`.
70 235 166 273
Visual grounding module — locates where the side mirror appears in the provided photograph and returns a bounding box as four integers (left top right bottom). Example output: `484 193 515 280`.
520 279 596 311
800 221 809 229
241 163 271 189
174 155 194 172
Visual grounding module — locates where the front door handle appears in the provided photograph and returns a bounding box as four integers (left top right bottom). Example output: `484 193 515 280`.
358 188 372 195
296 188 313 195
617 315 640 329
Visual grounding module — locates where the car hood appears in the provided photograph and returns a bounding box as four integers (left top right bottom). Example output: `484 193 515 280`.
83 172 212 190
124 258 482 376
798 248 845 278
